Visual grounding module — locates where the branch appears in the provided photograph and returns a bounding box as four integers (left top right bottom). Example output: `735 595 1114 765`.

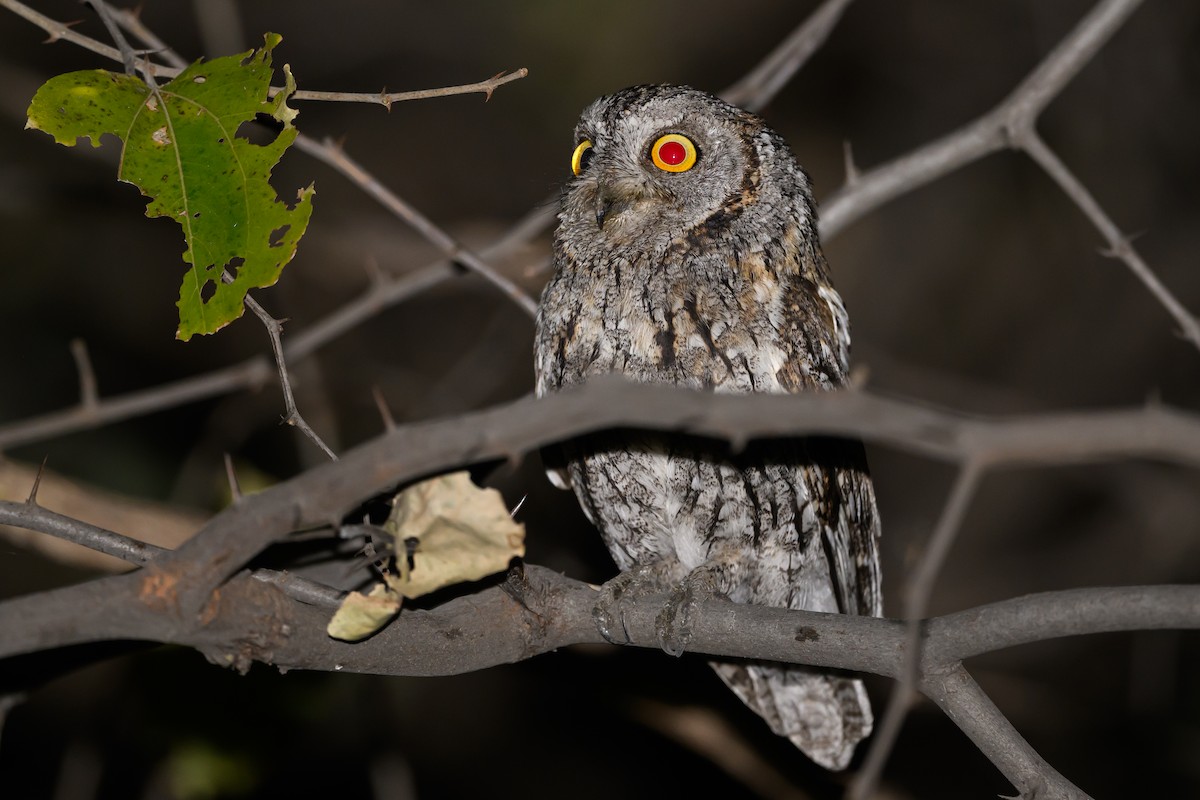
820 0 1144 237
0 498 342 608
291 134 539 318
0 498 161 565
720 0 856 112
238 287 337 461
1 563 1195 798
0 0 159 70
817 0 1198 352
135 378 1200 614
2 1 529 108
850 461 984 799
288 69 529 107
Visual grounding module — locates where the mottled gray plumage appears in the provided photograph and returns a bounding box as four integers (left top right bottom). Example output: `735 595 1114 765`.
534 84 882 770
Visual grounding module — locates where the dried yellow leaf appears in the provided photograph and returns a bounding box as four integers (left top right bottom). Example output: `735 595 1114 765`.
384 471 525 600
327 583 401 642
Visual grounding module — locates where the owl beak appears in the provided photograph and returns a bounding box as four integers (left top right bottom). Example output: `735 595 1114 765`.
595 188 634 229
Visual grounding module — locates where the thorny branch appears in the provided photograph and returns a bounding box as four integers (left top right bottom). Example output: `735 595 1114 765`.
0 0 529 107
819 0 1199 350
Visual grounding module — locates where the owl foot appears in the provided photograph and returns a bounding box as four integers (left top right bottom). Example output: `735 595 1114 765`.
593 563 670 645
656 568 722 658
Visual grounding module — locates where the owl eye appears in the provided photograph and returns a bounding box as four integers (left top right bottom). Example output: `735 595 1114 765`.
650 133 698 173
571 139 594 176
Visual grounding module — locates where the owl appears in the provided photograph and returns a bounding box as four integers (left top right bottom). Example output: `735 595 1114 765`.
533 84 882 771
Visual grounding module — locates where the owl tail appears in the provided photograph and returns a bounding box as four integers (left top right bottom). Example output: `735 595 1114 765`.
710 661 872 770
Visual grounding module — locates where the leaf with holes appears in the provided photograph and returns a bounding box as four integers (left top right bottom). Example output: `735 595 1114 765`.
26 33 313 340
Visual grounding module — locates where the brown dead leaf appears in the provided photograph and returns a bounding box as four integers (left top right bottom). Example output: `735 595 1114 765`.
326 583 401 642
383 471 525 600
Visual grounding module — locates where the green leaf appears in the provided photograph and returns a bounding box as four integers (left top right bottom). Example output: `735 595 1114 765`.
26 33 314 340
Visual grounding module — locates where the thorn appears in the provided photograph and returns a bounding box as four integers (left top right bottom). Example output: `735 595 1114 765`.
484 71 505 102
842 140 860 186
363 255 387 287
69 338 99 410
1098 231 1141 260
223 453 243 504
26 456 49 506
45 19 84 44
372 386 396 432
510 494 528 518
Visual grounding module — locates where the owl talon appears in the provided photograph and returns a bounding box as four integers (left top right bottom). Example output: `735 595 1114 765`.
656 580 706 657
593 563 673 645
592 580 631 645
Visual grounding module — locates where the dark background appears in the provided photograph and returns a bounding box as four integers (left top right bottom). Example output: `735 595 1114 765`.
1 1 1198 797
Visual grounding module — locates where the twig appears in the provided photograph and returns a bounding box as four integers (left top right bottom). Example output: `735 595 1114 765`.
720 0 856 112
109 3 190 69
81 0 136 75
292 135 538 317
223 452 242 503
849 461 984 800
68 338 99 411
239 287 338 461
0 498 342 607
372 386 396 433
1021 131 1200 348
0 497 162 565
4 1 531 109
0 0 157 70
288 69 529 108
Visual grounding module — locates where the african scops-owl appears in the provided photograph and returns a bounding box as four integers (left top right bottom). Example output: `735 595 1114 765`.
533 85 882 770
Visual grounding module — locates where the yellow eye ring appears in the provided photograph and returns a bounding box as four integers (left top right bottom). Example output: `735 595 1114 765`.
571 139 594 176
650 133 697 172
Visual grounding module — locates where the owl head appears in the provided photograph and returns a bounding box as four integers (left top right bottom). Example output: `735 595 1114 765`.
559 84 817 253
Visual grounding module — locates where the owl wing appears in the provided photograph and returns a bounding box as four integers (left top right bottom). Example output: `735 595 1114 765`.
779 277 881 619
802 450 883 618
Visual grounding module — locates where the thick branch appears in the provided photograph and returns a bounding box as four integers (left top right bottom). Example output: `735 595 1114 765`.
5 565 1199 680
0 560 1192 800
139 379 1200 615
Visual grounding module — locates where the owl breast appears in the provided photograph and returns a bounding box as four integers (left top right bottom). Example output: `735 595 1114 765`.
535 220 845 398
